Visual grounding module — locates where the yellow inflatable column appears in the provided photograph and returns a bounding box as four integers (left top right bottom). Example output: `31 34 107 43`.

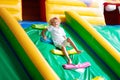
0 0 22 21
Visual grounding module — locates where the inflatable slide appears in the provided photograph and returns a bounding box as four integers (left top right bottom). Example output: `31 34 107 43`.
65 11 120 78
0 8 59 80
0 7 120 80
45 0 120 78
0 0 120 80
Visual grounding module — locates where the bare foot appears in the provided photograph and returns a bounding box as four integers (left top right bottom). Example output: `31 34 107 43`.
76 50 83 54
68 59 72 64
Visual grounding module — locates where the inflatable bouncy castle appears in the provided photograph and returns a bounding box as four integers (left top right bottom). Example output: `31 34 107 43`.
0 0 120 80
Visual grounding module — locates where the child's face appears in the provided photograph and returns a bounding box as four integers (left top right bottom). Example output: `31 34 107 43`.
51 19 60 27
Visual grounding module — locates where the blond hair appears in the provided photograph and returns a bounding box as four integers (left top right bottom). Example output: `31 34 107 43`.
49 17 61 25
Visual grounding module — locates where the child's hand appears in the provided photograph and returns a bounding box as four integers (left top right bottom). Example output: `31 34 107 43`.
43 36 47 40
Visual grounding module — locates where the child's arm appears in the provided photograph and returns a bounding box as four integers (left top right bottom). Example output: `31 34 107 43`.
41 29 48 40
63 36 67 39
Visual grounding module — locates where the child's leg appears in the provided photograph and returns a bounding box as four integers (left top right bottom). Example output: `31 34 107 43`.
61 46 72 64
67 38 81 53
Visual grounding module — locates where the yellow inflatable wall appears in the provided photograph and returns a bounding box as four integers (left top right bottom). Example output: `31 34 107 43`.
0 0 22 21
45 0 105 25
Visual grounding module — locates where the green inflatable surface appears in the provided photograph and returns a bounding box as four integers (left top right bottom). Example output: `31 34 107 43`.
0 17 44 80
24 23 118 80
0 32 30 80
94 25 120 52
65 11 120 78
1 20 119 80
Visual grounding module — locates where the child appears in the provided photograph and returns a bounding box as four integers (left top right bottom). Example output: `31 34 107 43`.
41 17 81 64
